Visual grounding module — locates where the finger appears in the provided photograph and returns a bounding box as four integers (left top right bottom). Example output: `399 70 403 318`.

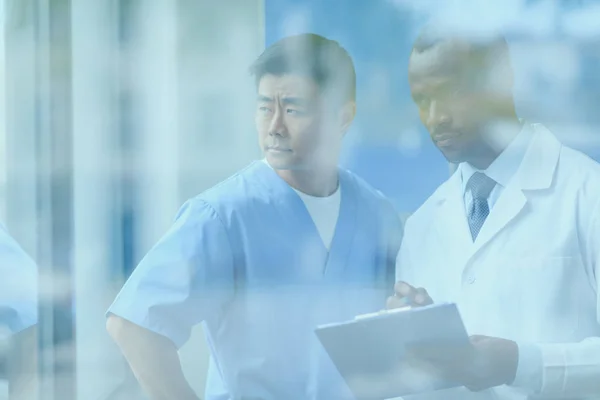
465 382 488 392
413 287 433 306
468 334 487 343
394 281 416 298
386 295 410 309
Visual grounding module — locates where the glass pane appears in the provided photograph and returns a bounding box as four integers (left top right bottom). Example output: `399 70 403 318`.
4 1 600 399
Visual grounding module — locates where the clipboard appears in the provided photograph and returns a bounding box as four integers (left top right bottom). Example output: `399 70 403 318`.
315 303 469 400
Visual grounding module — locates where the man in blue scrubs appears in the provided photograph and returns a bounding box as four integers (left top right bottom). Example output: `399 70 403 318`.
107 33 402 400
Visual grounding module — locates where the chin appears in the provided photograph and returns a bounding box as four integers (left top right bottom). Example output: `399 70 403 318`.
265 153 296 170
438 148 467 165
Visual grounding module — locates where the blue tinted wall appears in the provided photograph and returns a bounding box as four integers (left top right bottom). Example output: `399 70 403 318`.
264 0 600 214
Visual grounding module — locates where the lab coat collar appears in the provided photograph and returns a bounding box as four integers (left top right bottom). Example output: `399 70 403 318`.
428 123 562 261
460 122 533 194
435 122 561 202
514 123 562 191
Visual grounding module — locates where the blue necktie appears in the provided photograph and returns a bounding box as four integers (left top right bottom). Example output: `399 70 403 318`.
467 172 496 241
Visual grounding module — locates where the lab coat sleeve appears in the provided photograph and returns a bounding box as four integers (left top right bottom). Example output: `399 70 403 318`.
510 198 600 397
382 198 404 287
107 199 235 348
394 217 414 284
511 343 542 391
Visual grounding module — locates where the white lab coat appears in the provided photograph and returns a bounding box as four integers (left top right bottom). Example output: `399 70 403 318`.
397 123 600 400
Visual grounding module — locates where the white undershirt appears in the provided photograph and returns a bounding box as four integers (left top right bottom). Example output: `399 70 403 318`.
262 159 341 249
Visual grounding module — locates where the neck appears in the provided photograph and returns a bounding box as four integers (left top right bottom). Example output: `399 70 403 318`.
276 166 339 197
468 147 501 170
468 114 521 170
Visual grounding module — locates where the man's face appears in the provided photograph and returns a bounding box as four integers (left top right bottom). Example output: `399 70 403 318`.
408 41 496 164
255 74 346 170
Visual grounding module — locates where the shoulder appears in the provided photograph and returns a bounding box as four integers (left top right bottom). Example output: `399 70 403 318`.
555 146 600 222
199 162 262 200
555 144 600 202
341 168 399 218
558 145 600 182
342 168 390 205
406 175 453 226
170 162 279 240
187 162 268 217
531 124 600 193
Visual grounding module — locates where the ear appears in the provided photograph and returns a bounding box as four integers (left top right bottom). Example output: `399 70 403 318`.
339 101 356 135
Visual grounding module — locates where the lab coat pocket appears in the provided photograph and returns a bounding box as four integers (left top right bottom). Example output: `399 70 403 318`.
509 256 582 340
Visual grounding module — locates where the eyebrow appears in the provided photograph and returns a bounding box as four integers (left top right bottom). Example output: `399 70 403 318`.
411 79 454 98
257 95 273 103
281 97 308 107
256 95 309 107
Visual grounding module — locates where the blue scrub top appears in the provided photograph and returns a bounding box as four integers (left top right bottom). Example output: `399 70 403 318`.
0 223 38 338
108 161 403 400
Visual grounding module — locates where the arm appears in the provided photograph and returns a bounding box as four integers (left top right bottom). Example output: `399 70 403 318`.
107 315 199 400
510 198 600 397
511 337 600 397
107 200 235 400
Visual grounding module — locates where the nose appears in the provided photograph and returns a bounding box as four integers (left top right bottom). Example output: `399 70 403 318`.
427 100 452 131
268 106 287 137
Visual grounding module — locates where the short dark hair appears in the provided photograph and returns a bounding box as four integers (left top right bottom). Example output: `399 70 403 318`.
249 33 356 105
410 23 513 89
412 27 444 54
411 23 510 64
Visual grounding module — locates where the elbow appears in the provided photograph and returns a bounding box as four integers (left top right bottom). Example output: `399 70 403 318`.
106 314 128 344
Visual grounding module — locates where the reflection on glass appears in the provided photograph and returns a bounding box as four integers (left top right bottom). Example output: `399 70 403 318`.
1 0 600 399
0 223 38 399
1 2 39 399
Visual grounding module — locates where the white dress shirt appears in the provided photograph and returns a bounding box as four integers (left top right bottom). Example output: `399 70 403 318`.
461 123 532 216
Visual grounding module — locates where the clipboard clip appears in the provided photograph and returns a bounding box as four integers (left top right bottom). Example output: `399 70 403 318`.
354 306 412 320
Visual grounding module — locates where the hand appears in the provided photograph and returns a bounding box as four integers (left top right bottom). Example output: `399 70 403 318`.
408 335 519 392
386 281 433 309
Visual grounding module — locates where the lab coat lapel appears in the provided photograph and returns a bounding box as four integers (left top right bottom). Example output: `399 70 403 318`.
469 123 561 258
433 171 473 266
472 185 527 254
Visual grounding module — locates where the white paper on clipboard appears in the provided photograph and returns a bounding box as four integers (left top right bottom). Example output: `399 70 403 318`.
315 302 469 400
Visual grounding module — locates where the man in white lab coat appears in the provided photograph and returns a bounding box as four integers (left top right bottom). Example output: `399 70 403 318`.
389 26 600 399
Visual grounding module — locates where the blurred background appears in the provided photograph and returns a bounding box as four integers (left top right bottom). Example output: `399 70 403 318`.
0 0 598 399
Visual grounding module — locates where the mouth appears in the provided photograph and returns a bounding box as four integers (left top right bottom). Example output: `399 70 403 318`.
266 145 292 153
432 132 461 148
